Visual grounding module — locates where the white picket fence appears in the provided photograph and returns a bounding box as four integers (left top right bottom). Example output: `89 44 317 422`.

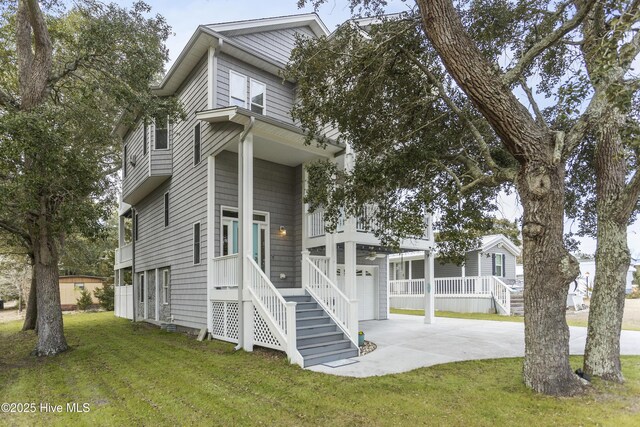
114 285 133 319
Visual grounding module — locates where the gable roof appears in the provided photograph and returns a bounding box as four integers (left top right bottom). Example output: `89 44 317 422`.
152 13 328 97
480 234 521 256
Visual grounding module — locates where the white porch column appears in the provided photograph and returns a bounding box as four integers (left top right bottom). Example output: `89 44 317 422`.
326 233 338 284
344 240 358 338
424 250 435 324
238 120 254 351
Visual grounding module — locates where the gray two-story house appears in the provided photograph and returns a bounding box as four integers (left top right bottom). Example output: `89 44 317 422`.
113 13 434 367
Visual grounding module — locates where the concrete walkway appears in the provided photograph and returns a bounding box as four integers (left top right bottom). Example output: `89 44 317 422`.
308 314 640 377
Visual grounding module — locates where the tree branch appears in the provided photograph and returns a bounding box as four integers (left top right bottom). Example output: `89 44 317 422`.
621 169 640 221
0 220 31 248
520 77 547 128
0 88 19 110
398 46 506 175
503 0 597 85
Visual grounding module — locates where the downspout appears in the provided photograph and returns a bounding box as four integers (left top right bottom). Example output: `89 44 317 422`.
235 117 255 352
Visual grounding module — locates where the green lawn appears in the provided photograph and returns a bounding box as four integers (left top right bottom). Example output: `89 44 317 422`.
391 308 640 331
1 312 639 426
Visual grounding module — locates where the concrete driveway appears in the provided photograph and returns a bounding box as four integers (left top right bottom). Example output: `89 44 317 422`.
308 314 640 377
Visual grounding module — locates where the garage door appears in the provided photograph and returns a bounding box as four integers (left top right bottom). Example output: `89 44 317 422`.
337 266 378 321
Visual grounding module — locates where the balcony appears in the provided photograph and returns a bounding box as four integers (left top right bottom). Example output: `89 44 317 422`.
306 205 432 249
114 243 133 270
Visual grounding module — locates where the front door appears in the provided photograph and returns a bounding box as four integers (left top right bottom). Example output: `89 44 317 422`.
222 209 269 275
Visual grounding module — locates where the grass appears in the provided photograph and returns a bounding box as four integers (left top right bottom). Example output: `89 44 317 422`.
391 308 640 331
1 312 639 426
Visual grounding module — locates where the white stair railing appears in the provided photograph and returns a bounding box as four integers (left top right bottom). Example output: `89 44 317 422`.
246 255 302 365
490 276 511 315
302 252 358 347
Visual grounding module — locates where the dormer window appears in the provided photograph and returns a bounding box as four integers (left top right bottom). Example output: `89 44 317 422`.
229 70 247 108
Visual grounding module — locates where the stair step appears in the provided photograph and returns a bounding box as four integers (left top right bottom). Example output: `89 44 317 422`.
297 331 345 346
303 348 360 368
296 308 325 319
283 295 313 303
296 324 337 336
296 316 331 327
294 301 319 311
298 339 353 356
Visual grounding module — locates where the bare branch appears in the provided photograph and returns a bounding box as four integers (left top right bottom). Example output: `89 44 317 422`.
503 0 597 85
519 77 547 128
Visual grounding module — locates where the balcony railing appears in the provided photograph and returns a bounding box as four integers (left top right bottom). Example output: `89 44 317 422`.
115 243 133 266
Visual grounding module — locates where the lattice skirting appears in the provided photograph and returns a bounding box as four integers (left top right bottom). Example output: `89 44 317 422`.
211 301 239 343
253 307 284 351
210 301 284 351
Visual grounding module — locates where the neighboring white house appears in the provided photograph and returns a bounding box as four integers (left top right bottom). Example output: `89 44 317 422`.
388 234 521 315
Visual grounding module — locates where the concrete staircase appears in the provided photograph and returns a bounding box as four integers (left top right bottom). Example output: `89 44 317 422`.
283 294 359 367
510 292 524 316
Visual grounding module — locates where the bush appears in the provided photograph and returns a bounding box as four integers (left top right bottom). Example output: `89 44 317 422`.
94 283 114 311
76 288 94 310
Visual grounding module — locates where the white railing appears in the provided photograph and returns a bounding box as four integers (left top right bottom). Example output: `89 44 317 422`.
115 243 133 265
491 277 511 315
246 255 302 365
307 209 325 238
212 254 239 289
389 276 512 315
309 255 330 277
389 279 425 296
356 204 378 232
302 252 358 346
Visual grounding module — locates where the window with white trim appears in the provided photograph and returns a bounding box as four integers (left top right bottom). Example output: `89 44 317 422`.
493 253 505 277
139 272 145 303
229 71 247 108
162 269 169 305
164 192 169 227
155 116 168 149
250 79 266 114
123 144 128 178
134 212 139 241
193 123 201 166
193 222 201 264
143 121 148 155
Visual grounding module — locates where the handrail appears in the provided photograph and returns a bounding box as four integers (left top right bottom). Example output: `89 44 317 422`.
490 276 511 315
303 256 358 347
212 254 239 289
246 255 303 365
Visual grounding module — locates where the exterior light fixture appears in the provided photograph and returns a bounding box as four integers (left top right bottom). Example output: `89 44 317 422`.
279 226 287 236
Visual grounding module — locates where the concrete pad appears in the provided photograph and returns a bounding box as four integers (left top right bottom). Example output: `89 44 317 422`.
307 313 640 377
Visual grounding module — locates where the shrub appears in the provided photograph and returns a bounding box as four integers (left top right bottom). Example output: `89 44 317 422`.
76 288 94 310
94 283 114 311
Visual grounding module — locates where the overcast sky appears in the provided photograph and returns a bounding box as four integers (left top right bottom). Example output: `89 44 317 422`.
110 0 639 259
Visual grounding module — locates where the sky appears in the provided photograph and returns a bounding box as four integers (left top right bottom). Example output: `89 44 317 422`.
108 0 639 259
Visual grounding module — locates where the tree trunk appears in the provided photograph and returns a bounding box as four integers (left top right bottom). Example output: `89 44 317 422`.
21 271 37 331
416 0 583 395
31 212 67 356
584 107 628 382
517 162 583 395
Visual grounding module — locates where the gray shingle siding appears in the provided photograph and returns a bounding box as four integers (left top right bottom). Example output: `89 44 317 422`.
480 244 516 282
214 150 301 288
122 121 150 198
228 26 316 64
465 250 480 276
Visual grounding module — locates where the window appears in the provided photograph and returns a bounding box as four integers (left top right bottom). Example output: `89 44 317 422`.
155 116 168 149
229 71 247 107
74 283 85 290
162 269 169 305
134 212 139 241
139 273 145 303
193 123 201 165
123 144 128 178
250 79 266 114
493 254 505 277
193 222 201 264
143 121 148 155
164 192 169 227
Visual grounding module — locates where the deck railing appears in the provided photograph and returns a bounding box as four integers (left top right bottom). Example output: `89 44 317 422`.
212 254 239 289
246 255 302 365
302 252 358 346
389 276 512 315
